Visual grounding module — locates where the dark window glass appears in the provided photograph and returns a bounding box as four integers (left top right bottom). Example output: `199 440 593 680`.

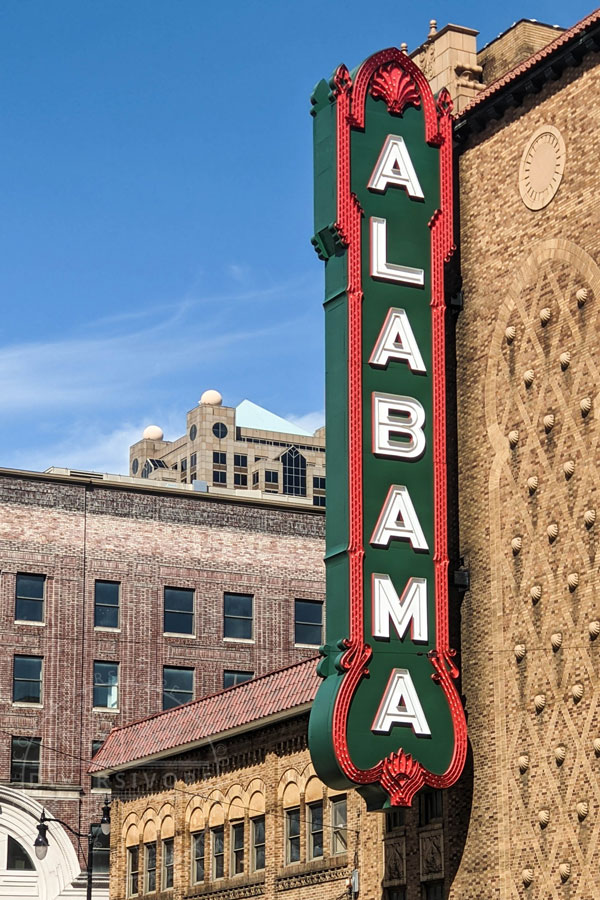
192 832 205 883
181 458 187 472
7 836 35 871
10 736 41 783
13 655 42 703
213 471 227 485
189 424 197 441
144 842 156 892
190 453 197 467
386 808 405 831
265 470 278 484
93 661 119 709
419 789 443 825
308 802 323 859
212 826 224 879
223 670 253 689
131 459 139 475
15 574 44 622
313 476 326 490
224 593 253 640
91 740 110 790
213 422 228 439
91 824 110 874
213 451 226 465
313 496 326 507
252 471 259 486
294 599 323 646
231 821 244 874
162 838 174 889
281 448 306 496
234 473 247 486
128 846 139 897
285 808 300 863
252 817 265 871
94 580 119 629
164 587 194 635
423 883 444 900
387 890 407 900
331 797 347 855
234 454 247 467
163 667 194 709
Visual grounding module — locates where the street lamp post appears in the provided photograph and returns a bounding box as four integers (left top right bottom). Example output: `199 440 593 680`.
34 797 111 900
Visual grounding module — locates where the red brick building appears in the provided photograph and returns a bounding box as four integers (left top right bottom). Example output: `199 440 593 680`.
0 466 324 899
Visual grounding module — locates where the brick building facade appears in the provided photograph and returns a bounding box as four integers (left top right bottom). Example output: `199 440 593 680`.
0 467 324 898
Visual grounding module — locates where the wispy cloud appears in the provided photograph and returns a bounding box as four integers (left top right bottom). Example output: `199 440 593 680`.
286 409 325 434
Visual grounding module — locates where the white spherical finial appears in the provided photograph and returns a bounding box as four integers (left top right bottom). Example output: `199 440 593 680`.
200 389 223 406
143 425 164 441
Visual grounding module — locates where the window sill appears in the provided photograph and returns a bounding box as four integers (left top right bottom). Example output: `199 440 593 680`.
14 620 45 627
276 855 348 882
12 702 43 709
93 707 120 714
223 637 254 644
163 633 196 640
94 627 121 633
294 643 321 650
90 787 112 794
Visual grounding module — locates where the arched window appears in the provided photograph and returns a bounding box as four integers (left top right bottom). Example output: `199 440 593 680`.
7 836 35 871
281 448 306 497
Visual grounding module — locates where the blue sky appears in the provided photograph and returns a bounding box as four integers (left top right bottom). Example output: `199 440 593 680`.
0 0 592 474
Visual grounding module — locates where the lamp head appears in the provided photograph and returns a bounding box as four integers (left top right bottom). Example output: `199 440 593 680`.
34 818 49 860
100 797 111 836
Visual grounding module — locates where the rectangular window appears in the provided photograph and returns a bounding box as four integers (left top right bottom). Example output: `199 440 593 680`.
285 808 300 864
127 846 139 897
94 580 119 629
313 476 326 490
231 821 244 875
164 587 194 635
163 666 194 709
190 453 197 468
313 496 326 507
331 797 347 855
93 661 119 709
13 655 42 704
419 789 442 826
91 741 110 790
234 454 247 468
144 843 156 893
265 470 278 484
294 599 323 646
192 831 204 884
387 890 407 900
233 473 247 486
252 471 259 486
181 458 187 472
15 574 44 622
10 736 41 784
211 826 224 879
251 817 265 872
213 451 226 465
223 593 253 640
307 802 323 859
386 808 405 832
161 838 174 890
422 883 443 900
213 470 226 485
223 670 254 689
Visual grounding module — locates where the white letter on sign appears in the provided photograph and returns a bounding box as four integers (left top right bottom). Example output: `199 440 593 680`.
370 485 429 551
369 307 426 373
372 393 426 460
367 135 424 199
370 217 424 287
372 575 428 642
372 668 431 735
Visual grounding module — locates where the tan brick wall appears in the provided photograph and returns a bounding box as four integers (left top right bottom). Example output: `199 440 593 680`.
451 52 600 899
477 21 563 86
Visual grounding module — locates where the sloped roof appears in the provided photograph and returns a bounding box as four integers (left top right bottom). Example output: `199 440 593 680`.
89 656 320 775
459 7 600 118
235 399 313 437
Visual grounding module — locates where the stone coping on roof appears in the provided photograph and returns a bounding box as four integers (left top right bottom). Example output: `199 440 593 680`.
89 656 320 775
457 6 600 120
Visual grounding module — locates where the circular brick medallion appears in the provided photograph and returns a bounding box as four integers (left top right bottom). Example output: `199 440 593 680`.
519 125 566 210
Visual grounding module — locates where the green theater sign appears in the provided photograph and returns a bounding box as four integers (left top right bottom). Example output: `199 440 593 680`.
308 49 467 809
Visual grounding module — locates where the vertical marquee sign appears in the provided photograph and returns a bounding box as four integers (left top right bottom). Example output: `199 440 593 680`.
308 49 467 809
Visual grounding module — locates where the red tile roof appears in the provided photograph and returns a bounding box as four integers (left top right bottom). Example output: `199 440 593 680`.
89 656 320 774
459 7 600 117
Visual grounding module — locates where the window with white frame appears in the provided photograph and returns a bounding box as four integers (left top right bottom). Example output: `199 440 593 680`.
161 838 174 889
144 843 156 893
307 801 323 859
191 831 204 884
211 826 224 879
231 821 244 875
330 796 347 855
127 846 139 897
285 808 300 864
251 816 265 871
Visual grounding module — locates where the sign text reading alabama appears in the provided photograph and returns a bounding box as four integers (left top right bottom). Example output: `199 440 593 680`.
308 49 467 809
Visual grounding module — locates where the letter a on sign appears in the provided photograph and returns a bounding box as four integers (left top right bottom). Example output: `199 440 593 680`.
370 485 428 550
372 668 431 736
369 308 427 373
368 135 424 199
